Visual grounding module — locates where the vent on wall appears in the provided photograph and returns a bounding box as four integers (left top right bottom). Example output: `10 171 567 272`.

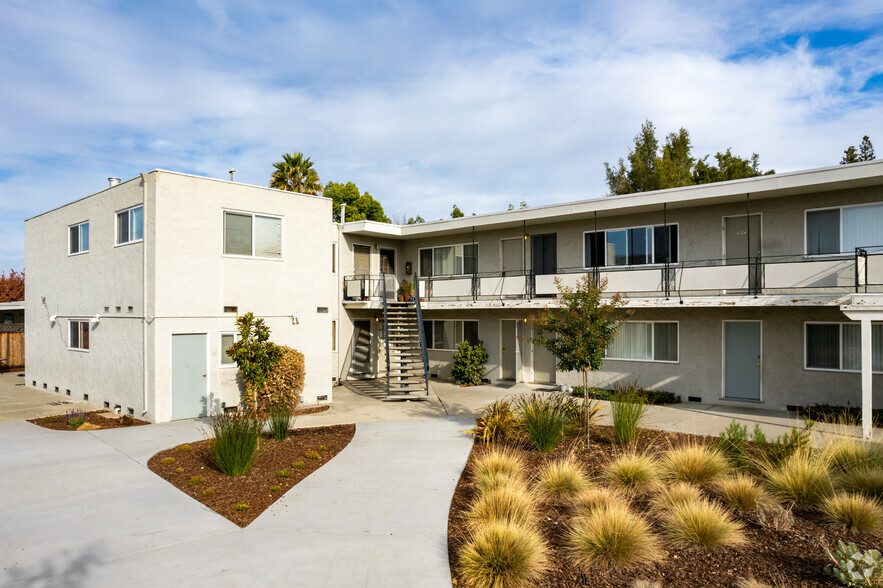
65 389 71 396
317 395 328 401
688 396 702 403
224 306 238 314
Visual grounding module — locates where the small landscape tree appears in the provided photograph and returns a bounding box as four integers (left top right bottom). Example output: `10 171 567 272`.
528 275 630 446
0 269 24 302
227 312 284 411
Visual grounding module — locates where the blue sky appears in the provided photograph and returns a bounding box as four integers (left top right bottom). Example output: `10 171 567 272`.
1 0 882 272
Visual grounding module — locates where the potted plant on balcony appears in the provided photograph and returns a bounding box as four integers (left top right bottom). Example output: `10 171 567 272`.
397 279 414 302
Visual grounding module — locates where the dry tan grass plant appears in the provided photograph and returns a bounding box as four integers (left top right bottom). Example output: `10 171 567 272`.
458 521 549 588
566 504 662 570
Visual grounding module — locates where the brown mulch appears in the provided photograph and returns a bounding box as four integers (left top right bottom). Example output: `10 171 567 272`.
448 426 881 588
28 410 150 430
148 424 355 527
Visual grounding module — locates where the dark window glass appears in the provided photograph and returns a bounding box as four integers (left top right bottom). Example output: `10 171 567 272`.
423 321 433 349
118 210 129 244
464 321 479 345
464 244 478 274
806 209 840 255
584 232 605 267
419 249 433 277
70 225 79 254
806 324 840 369
628 228 649 265
653 225 678 263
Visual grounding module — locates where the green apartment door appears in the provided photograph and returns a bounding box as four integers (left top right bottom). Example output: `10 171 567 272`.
723 321 761 401
171 333 208 420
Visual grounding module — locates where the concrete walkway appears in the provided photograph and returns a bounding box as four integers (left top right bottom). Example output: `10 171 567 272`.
0 416 473 587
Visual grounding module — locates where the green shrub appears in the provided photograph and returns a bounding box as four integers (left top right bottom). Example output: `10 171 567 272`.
458 522 548 588
801 403 883 427
262 346 305 413
269 485 282 492
210 411 263 477
451 340 488 386
824 540 883 587
474 399 520 445
65 409 86 428
175 444 193 453
267 403 292 441
161 457 176 465
188 475 206 486
227 312 284 408
712 420 750 469
752 423 814 466
277 469 291 479
305 450 320 460
838 467 883 500
535 457 589 502
610 386 647 445
291 461 305 469
821 493 883 534
514 394 567 452
763 451 833 506
752 504 794 531
661 444 731 484
566 504 662 570
202 488 214 497
231 503 251 512
661 498 746 548
572 386 678 405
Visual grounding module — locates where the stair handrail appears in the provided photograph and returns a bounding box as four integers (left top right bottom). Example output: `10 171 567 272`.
381 273 391 397
413 277 430 396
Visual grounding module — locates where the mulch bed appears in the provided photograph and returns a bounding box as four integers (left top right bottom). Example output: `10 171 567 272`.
448 426 881 587
28 410 150 430
148 424 355 527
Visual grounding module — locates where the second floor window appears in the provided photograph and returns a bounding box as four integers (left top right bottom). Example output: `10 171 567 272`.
117 205 143 245
224 211 282 259
806 203 883 255
419 244 478 277
585 225 677 267
69 221 89 255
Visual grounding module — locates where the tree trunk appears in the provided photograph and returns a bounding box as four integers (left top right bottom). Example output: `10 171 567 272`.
583 367 590 448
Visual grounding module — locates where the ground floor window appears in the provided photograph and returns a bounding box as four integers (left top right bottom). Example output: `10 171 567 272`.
220 332 240 366
424 320 479 350
805 322 883 372
606 321 678 362
69 320 90 351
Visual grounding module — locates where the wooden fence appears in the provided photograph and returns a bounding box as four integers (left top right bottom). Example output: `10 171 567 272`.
0 331 24 372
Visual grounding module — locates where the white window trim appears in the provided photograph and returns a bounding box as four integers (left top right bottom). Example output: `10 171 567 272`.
418 242 479 277
803 321 882 374
219 332 241 368
804 203 883 257
68 319 90 352
604 320 680 363
425 319 480 351
582 223 679 269
221 209 284 261
115 205 144 247
68 221 90 256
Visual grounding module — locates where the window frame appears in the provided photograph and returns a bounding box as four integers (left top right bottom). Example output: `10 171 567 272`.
222 209 284 260
418 243 479 277
804 321 883 374
804 203 883 256
219 332 241 368
331 242 337 274
115 205 144 246
605 320 680 363
69 319 90 352
68 221 90 256
423 319 480 351
582 223 679 269
331 320 337 352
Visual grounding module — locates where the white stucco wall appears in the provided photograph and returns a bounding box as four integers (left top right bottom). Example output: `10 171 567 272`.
24 177 147 415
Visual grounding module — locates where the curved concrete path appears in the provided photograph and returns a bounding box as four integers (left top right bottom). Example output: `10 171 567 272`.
0 416 473 587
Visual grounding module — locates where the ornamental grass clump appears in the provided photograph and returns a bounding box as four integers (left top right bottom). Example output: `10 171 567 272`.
661 498 746 548
474 399 521 446
660 443 731 485
210 411 263 477
821 438 883 475
570 487 630 519
267 403 292 441
714 474 769 511
464 485 537 531
514 394 567 452
763 451 833 507
473 470 523 495
609 385 647 445
649 482 704 514
470 447 526 483
821 492 883 534
565 504 662 570
458 522 548 588
838 466 883 500
535 456 590 502
602 453 660 494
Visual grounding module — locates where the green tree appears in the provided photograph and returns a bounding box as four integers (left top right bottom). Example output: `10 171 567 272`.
227 312 284 409
841 136 875 164
406 215 425 224
657 128 695 189
604 120 660 194
841 145 859 165
270 152 322 195
692 150 772 184
324 181 390 223
528 276 631 446
451 204 465 218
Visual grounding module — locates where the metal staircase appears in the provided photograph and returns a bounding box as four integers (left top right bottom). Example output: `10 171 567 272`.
381 275 430 400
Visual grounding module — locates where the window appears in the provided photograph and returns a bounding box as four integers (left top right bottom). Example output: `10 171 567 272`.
220 332 240 366
584 225 677 267
69 320 90 351
331 243 337 274
806 204 883 255
805 323 883 372
423 320 479 350
69 221 89 255
223 211 282 258
418 244 478 276
332 320 337 351
116 205 143 245
606 321 678 362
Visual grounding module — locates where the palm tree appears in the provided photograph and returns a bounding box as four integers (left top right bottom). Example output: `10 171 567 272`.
270 152 323 195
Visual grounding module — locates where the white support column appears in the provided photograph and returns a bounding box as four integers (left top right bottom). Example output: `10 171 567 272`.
861 317 873 440
514 320 524 382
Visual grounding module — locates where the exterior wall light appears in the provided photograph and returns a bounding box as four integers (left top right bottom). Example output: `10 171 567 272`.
90 314 101 325
291 314 300 325
48 315 57 324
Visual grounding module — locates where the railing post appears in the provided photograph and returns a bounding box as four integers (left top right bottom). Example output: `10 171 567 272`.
855 247 868 293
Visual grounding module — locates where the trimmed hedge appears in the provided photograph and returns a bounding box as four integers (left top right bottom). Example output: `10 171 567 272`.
572 386 679 405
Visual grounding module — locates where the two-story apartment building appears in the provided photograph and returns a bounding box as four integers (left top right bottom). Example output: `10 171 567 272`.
24 161 883 427
25 171 335 422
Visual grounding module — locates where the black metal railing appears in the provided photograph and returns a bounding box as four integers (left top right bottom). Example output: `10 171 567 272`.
381 274 391 394
414 277 430 394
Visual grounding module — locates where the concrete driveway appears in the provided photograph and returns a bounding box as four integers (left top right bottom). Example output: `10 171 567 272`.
0 372 99 422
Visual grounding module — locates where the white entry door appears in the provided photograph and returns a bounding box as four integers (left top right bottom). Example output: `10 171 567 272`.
171 333 208 420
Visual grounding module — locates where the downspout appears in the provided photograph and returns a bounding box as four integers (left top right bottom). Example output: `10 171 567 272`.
141 172 149 416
